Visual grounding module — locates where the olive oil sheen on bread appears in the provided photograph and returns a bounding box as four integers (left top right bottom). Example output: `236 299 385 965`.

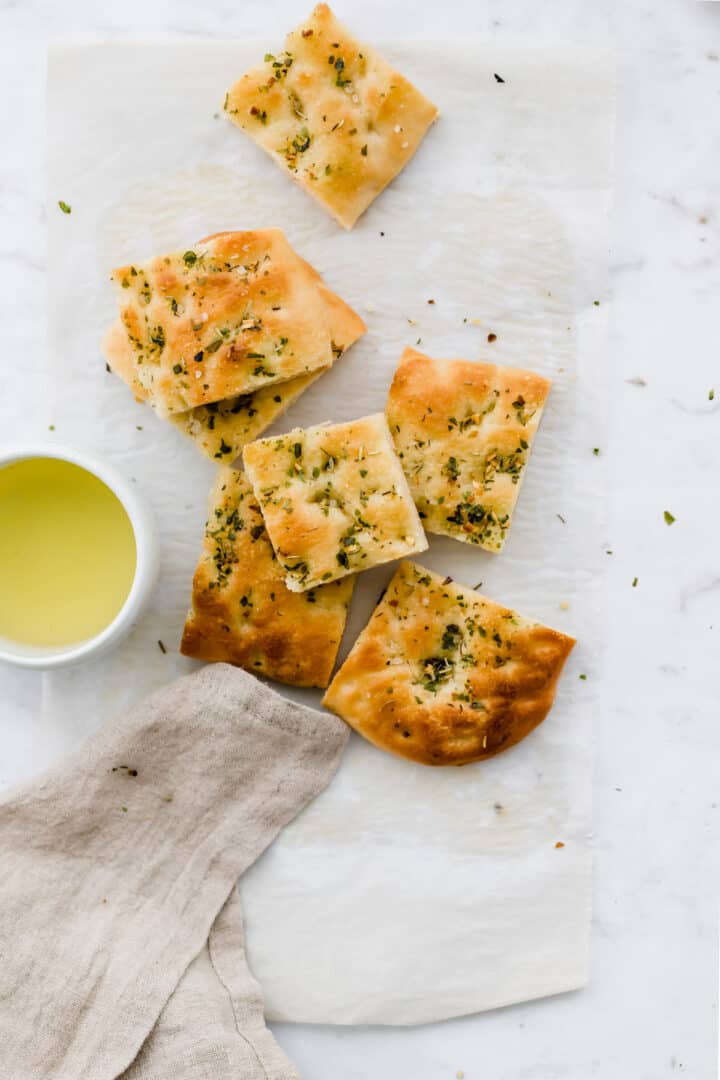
0 458 136 647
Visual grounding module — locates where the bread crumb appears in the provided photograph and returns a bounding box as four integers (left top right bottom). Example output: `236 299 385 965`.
559 601 569 611
555 841 565 849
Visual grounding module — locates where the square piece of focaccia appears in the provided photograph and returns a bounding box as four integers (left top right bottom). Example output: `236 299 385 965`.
223 4 439 229
386 347 551 553
242 413 428 592
106 251 366 461
181 467 354 688
102 229 349 417
105 315 326 461
169 257 367 459
323 561 576 767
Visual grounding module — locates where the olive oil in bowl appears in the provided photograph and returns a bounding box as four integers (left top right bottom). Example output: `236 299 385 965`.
0 457 137 648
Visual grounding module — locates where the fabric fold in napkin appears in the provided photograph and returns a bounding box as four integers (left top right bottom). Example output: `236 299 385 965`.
0 664 348 1080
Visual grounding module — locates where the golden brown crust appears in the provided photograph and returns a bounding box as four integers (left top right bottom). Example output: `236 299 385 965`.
181 467 354 687
103 229 341 416
104 230 367 458
386 347 551 553
168 263 366 460
104 306 327 460
242 413 428 592
224 3 439 228
323 561 575 766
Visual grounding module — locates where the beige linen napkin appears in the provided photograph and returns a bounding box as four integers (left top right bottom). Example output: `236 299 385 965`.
0 664 348 1079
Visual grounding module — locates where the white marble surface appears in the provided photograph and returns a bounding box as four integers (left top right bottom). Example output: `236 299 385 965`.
0 0 718 1076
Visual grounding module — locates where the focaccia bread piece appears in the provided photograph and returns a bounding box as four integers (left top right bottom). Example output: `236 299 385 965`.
103 229 341 416
223 3 439 229
323 561 575 766
105 311 322 460
107 248 367 461
170 256 367 459
242 413 428 592
181 467 354 687
386 347 551 553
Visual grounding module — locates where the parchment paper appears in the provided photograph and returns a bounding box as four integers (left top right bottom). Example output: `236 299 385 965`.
44 41 613 1024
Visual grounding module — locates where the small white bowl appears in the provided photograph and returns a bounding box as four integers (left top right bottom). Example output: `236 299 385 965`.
0 444 158 669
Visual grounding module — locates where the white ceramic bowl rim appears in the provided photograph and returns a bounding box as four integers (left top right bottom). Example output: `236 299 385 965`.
0 443 158 669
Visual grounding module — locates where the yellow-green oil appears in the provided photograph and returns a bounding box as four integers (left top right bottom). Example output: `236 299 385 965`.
0 457 137 647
